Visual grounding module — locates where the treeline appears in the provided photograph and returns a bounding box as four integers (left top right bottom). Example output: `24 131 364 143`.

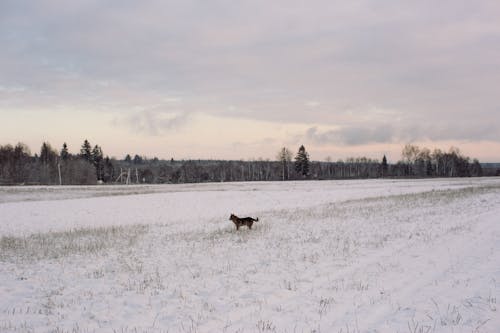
0 141 492 185
391 144 484 178
0 140 112 185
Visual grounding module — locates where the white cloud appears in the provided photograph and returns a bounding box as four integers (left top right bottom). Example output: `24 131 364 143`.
305 101 320 108
112 109 192 136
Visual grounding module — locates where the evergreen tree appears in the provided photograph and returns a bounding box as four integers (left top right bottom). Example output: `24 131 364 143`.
60 143 69 161
294 145 310 177
39 142 58 184
426 159 434 176
91 145 103 164
80 139 92 162
133 154 143 164
124 154 132 163
40 142 57 165
103 156 115 182
91 145 104 180
381 155 388 177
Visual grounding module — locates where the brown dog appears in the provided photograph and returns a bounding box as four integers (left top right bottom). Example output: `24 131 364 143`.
229 214 259 230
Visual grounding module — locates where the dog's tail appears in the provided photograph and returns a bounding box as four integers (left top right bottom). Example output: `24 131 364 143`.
254 217 259 222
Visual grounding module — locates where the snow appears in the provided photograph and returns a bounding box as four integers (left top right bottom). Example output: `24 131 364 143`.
1 178 499 332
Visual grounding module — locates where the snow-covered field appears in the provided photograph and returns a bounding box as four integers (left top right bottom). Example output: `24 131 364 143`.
1 178 499 332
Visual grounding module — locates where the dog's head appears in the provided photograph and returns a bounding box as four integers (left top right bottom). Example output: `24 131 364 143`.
229 213 235 220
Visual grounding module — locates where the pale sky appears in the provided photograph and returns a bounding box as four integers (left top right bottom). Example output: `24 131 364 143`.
1 0 500 162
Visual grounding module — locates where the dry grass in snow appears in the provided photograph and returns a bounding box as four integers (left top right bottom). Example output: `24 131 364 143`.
0 178 499 332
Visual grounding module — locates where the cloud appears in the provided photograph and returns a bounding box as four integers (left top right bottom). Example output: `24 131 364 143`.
305 121 500 146
305 101 320 108
1 0 499 147
112 109 192 136
306 125 395 146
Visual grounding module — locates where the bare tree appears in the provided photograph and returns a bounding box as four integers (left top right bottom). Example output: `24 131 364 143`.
277 147 292 180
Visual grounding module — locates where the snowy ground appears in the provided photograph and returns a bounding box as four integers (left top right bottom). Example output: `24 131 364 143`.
1 178 499 332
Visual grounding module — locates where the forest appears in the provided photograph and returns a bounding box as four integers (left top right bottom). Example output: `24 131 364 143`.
0 140 493 185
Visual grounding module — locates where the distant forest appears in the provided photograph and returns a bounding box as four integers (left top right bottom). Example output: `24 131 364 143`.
0 140 496 185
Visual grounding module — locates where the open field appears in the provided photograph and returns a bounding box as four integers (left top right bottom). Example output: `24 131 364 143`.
1 178 499 332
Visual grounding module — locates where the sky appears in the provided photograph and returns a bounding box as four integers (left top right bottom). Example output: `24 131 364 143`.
1 0 500 162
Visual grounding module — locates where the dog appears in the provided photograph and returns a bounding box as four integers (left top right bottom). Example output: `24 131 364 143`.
229 214 259 230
